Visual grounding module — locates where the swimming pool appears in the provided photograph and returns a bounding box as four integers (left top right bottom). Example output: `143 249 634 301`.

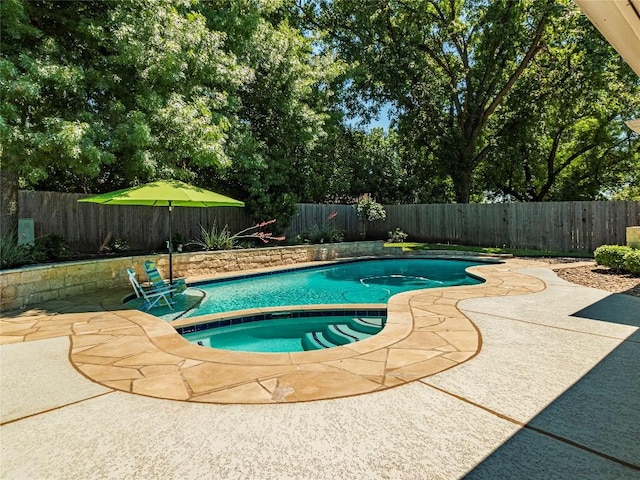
167 258 488 353
184 258 486 318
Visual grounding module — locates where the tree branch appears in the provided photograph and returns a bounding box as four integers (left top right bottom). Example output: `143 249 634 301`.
460 4 551 160
482 8 549 121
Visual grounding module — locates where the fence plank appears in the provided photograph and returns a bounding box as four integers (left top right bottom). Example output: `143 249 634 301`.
16 191 640 254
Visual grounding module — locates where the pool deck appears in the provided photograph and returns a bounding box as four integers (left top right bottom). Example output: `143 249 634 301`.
1 257 639 478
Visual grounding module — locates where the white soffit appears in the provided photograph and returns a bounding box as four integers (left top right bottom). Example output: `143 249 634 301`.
625 118 640 133
575 0 640 77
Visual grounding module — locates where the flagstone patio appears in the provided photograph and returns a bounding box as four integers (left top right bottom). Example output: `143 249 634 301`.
1 258 546 403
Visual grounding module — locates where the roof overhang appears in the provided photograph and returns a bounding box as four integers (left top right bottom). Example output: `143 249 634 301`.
575 0 640 134
625 118 640 133
574 0 640 76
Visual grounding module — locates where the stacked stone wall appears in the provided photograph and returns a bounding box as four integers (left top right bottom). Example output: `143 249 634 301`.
1 242 393 311
627 226 640 249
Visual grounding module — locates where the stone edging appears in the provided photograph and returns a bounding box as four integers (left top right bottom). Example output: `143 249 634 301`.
63 258 545 403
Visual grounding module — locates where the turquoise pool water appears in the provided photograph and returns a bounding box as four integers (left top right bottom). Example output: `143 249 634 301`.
169 258 489 353
185 258 485 318
181 314 385 353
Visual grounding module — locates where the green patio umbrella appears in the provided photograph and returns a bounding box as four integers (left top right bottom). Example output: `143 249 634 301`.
78 180 244 285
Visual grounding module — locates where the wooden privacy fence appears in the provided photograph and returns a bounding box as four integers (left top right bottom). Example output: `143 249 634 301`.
292 202 640 253
287 203 362 242
17 192 640 253
18 191 253 253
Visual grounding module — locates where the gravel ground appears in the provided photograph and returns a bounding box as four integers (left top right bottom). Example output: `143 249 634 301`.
555 263 640 298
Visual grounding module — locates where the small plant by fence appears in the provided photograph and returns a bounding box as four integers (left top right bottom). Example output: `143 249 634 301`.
16 191 640 254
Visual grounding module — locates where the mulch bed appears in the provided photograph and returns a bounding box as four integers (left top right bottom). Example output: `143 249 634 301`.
555 264 640 298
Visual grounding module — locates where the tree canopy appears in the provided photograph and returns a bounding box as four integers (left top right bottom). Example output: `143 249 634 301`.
1 0 346 231
303 0 639 203
1 0 638 236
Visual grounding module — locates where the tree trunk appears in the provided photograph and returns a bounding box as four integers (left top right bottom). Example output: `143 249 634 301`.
452 166 473 203
0 164 19 237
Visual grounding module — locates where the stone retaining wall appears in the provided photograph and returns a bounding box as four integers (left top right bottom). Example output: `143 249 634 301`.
0 242 392 312
627 226 640 249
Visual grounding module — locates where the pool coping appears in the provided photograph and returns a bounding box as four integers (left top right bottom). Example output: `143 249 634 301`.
1 255 556 404
173 307 388 337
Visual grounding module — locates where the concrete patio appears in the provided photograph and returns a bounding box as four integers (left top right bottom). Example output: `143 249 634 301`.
1 258 639 479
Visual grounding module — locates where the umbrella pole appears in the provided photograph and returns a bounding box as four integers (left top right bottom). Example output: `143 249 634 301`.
168 201 173 290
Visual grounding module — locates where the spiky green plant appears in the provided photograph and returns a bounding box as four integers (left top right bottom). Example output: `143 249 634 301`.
190 223 235 250
0 232 31 269
190 219 284 251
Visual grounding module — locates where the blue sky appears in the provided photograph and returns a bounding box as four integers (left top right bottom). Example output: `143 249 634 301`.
346 103 393 131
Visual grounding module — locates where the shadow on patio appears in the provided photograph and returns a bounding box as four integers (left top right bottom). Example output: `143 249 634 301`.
464 293 640 479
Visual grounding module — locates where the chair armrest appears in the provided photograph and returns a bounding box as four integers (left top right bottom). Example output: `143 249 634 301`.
143 284 176 294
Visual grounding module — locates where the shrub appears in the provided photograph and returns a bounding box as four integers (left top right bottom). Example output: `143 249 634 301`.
99 236 130 254
387 228 408 243
355 197 386 222
0 232 69 268
30 234 70 262
623 249 640 276
110 237 130 253
355 196 386 239
172 233 187 246
302 224 344 244
297 212 344 244
593 245 631 272
0 232 32 269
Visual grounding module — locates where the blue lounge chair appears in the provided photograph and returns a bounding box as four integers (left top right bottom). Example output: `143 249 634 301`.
126 268 177 311
143 260 187 294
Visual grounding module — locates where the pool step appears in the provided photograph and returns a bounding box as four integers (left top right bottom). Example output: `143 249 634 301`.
301 331 335 350
301 317 386 351
324 324 370 346
349 317 384 334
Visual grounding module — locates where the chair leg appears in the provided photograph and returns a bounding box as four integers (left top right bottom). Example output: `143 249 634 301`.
142 293 174 311
143 297 161 311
